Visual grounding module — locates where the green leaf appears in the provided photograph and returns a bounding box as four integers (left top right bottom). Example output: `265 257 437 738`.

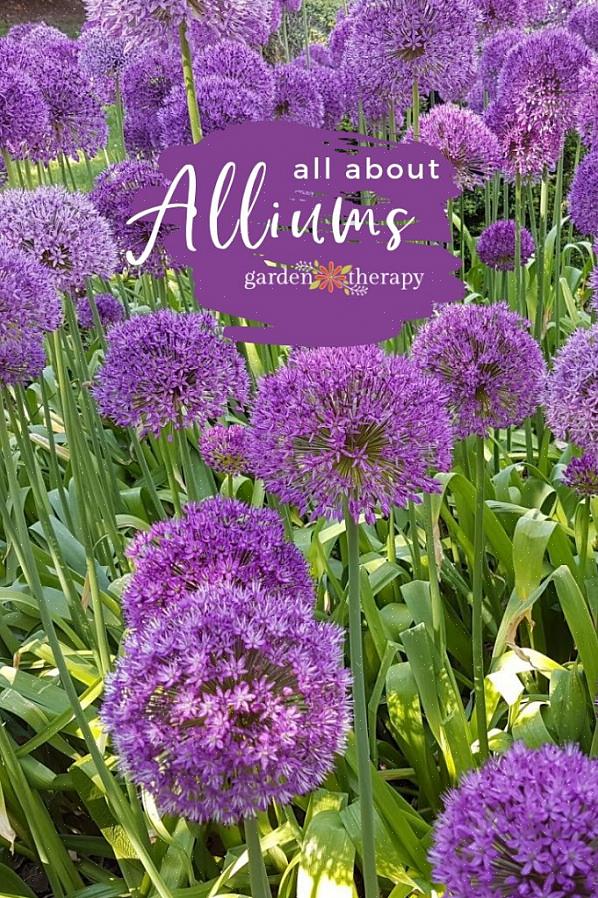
298 808 355 898
0 864 37 898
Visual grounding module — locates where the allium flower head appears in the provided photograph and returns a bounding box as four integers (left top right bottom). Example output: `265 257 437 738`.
568 151 598 235
475 0 525 32
200 424 251 476
94 310 249 437
90 160 173 276
545 323 598 448
272 64 324 127
248 346 453 523
412 104 502 190
0 241 62 386
187 0 277 48
76 293 125 331
84 0 190 48
568 2 598 50
122 49 179 155
0 64 51 158
478 28 526 102
430 741 598 898
563 451 598 497
477 220 535 271
412 303 545 438
123 495 317 626
0 188 117 293
103 581 350 824
576 61 598 146
78 26 129 103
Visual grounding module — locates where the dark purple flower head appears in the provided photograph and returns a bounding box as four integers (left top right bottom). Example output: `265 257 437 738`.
411 104 502 190
0 63 51 158
568 1 598 50
94 310 249 437
249 346 453 523
200 424 251 476
563 451 598 497
478 28 526 102
343 0 480 120
545 323 598 448
477 220 535 270
123 495 317 627
0 187 117 293
430 741 598 898
103 580 350 824
0 240 62 386
90 160 173 277
412 303 546 438
272 64 324 127
78 26 129 103
576 61 598 147
568 151 598 235
76 293 125 331
122 49 179 156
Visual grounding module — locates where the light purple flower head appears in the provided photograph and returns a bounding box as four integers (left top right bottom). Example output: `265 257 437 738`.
272 64 324 127
78 26 129 103
412 303 546 438
478 28 526 103
576 61 598 147
94 310 249 437
430 741 598 898
90 160 173 277
200 424 251 476
0 187 117 293
76 293 125 331
0 59 51 158
0 240 62 386
563 451 598 497
474 0 525 31
568 1 598 49
122 49 179 156
248 345 453 523
123 495 317 626
545 323 598 448
84 0 189 48
102 580 350 824
477 220 535 270
308 65 346 129
411 104 502 191
187 0 277 48
328 8 354 67
568 151 598 235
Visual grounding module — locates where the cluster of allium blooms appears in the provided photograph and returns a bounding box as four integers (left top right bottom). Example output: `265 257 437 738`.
84 0 190 48
90 161 174 277
0 241 62 386
412 303 546 439
76 294 125 332
568 1 598 50
411 104 502 191
0 49 51 159
272 65 324 128
77 26 129 103
248 345 453 523
200 425 251 476
545 323 598 448
473 28 525 106
94 310 249 437
576 61 598 147
563 451 598 497
486 27 590 178
122 50 179 156
477 220 535 271
342 0 480 123
102 580 350 824
123 496 316 628
0 188 117 293
430 741 598 898
474 0 529 32
568 151 598 235
186 0 278 49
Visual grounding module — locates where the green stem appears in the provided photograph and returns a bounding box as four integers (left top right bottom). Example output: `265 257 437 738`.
159 430 182 515
244 816 271 898
2 148 17 186
344 504 379 898
179 22 203 143
534 167 548 343
514 172 523 317
579 497 590 580
408 500 423 578
412 80 420 141
553 152 564 352
472 437 489 761
114 76 127 161
302 0 311 65
423 492 445 655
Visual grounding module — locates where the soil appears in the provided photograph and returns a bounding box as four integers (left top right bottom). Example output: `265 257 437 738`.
0 0 85 32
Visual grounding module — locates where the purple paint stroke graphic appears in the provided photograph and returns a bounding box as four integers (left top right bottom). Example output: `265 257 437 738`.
127 122 463 346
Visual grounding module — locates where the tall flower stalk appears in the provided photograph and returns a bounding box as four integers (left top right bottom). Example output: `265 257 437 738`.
179 22 203 143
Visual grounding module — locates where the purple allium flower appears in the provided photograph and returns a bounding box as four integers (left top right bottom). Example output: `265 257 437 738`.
568 152 598 235
412 104 502 191
412 303 545 438
478 28 526 103
343 0 480 120
430 741 598 898
122 50 179 156
102 580 350 824
186 0 277 48
272 64 324 127
563 451 598 497
123 495 317 626
0 240 62 386
76 293 125 331
294 44 334 68
308 65 346 129
0 62 51 158
328 8 354 67
94 310 249 437
0 187 117 293
78 26 129 103
474 0 525 32
545 323 598 448
568 1 598 49
90 160 173 277
576 61 598 147
200 424 251 476
84 0 189 48
477 220 535 270
248 346 453 523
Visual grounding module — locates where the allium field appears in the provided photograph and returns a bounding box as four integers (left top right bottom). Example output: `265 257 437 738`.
0 1 598 897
